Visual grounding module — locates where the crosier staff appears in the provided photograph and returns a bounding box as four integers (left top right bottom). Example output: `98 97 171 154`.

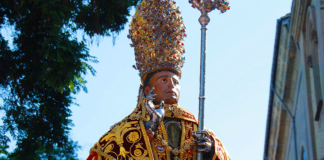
188 0 230 159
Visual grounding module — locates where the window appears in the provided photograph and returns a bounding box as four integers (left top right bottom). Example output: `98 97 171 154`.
305 6 323 121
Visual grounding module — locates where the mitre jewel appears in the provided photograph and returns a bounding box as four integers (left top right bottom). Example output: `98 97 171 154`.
128 0 186 83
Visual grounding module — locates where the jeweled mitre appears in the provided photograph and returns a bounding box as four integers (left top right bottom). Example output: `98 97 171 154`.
128 0 186 83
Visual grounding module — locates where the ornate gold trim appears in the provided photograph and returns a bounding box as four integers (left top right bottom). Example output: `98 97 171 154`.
150 140 160 160
140 119 154 160
141 99 146 118
160 122 171 160
180 120 186 160
156 104 198 124
139 100 154 160
193 124 198 160
217 137 230 160
211 136 232 160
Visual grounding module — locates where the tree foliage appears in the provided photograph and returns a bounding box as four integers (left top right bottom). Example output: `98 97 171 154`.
0 0 138 159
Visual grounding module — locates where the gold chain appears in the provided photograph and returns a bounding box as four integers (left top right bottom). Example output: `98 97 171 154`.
157 134 195 157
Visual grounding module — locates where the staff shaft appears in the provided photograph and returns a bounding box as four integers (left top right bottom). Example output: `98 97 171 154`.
197 23 207 160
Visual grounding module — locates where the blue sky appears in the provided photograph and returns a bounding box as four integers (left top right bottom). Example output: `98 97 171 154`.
1 0 292 159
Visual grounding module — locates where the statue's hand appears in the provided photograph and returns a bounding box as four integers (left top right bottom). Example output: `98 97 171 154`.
192 130 214 159
144 87 165 137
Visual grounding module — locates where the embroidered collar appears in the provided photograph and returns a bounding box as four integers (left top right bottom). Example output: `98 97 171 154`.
154 103 198 123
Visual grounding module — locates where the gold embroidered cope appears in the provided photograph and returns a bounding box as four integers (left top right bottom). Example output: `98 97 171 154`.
88 99 230 160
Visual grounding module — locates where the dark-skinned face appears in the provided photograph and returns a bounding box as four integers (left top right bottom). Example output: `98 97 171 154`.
144 71 180 105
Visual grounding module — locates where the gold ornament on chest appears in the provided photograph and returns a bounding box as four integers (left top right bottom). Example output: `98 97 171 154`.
152 119 196 160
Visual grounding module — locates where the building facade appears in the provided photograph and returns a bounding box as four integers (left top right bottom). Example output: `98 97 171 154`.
263 0 324 160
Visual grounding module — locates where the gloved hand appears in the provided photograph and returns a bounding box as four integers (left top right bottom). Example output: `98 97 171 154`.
192 130 215 159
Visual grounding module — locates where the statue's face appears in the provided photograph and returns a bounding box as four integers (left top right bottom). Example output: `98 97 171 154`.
144 71 180 105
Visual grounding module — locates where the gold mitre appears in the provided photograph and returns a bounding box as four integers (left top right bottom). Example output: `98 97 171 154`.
128 0 187 83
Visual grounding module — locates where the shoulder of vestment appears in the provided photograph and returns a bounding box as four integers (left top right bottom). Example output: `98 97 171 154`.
87 100 153 160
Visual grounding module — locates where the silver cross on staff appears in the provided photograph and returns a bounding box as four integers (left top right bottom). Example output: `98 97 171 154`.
188 0 230 159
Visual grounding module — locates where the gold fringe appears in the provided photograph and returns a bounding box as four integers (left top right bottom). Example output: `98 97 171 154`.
180 120 186 160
